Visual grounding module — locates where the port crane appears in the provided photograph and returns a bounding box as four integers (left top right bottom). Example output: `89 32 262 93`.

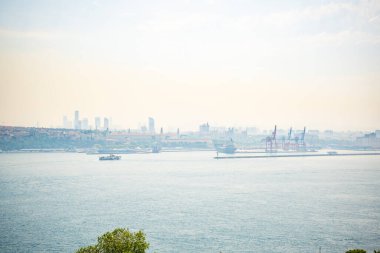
266 125 307 152
265 125 277 152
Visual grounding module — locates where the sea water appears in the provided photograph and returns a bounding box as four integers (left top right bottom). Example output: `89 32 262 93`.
0 152 379 252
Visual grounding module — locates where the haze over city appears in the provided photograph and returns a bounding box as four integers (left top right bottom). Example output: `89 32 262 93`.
1 0 380 131
2 1 380 253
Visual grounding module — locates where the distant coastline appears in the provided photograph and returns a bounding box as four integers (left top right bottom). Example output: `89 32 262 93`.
1 125 379 154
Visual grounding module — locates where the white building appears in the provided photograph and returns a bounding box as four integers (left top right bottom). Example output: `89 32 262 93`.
104 117 109 130
74 110 80 129
148 117 155 133
95 117 101 130
82 118 89 130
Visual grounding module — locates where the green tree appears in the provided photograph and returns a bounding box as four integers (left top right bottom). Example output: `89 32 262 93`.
345 250 366 253
76 245 98 253
76 228 149 253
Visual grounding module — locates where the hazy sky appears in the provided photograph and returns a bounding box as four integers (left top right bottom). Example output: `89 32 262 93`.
0 0 379 131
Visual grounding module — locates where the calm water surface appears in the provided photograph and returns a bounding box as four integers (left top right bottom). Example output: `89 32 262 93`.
0 152 379 252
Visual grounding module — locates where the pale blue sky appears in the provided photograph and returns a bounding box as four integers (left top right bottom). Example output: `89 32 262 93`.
0 0 379 130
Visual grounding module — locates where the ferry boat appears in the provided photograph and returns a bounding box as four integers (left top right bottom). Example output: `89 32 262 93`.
99 154 121 161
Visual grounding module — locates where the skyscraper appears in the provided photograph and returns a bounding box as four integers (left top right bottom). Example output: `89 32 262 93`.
82 118 89 130
62 116 68 129
74 110 80 129
104 117 109 130
95 117 101 130
148 117 155 134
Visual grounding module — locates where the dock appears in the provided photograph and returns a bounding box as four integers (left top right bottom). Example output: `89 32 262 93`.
214 152 380 159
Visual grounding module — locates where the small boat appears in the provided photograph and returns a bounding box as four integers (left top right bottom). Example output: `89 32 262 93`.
99 154 121 161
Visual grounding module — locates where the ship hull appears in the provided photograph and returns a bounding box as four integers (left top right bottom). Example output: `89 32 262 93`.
216 146 237 154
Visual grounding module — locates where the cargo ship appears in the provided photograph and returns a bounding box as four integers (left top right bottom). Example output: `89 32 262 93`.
215 139 237 154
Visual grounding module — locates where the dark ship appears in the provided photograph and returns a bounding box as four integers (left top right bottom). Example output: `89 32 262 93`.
215 139 237 154
99 154 121 161
152 143 161 153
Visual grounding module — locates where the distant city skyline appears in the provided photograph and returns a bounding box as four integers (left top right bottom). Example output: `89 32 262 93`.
0 109 379 133
61 110 112 131
21 109 379 134
0 0 379 131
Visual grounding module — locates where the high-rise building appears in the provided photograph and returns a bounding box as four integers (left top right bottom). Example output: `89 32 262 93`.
104 117 109 130
62 116 68 129
95 117 101 130
148 117 155 133
82 118 89 130
74 110 80 129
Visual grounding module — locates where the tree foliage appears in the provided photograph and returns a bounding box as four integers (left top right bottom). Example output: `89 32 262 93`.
76 228 149 253
345 250 366 253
